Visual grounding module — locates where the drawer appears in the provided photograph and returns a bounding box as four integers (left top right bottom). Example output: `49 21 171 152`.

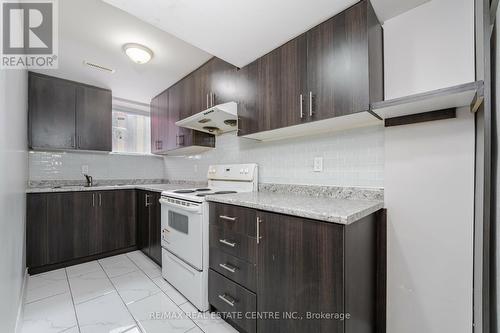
210 225 257 264
209 203 257 237
210 248 257 292
209 269 256 333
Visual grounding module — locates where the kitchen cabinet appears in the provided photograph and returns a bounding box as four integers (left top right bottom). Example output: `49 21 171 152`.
150 94 161 153
238 35 307 135
237 0 383 139
27 190 137 274
29 72 112 152
208 202 381 333
76 85 112 151
150 90 169 153
137 190 162 265
29 73 77 150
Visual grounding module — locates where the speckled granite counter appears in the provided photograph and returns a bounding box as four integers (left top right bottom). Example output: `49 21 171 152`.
206 191 383 225
26 183 198 194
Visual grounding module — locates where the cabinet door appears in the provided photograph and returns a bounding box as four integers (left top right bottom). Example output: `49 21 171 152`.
257 212 344 333
191 64 211 113
47 192 91 263
157 90 169 152
207 57 237 106
306 1 370 121
150 95 160 154
136 191 150 256
29 73 76 149
27 194 49 268
76 86 112 151
166 83 183 150
93 190 136 254
148 192 162 265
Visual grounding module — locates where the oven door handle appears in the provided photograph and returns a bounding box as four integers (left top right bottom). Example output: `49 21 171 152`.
159 198 202 213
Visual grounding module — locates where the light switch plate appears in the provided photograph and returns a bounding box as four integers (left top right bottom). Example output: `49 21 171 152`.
81 165 89 174
313 157 323 172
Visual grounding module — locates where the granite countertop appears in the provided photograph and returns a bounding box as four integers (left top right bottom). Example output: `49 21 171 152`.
206 191 383 225
26 183 188 194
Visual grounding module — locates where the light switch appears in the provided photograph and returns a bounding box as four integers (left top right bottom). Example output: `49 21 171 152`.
81 165 89 174
313 157 323 172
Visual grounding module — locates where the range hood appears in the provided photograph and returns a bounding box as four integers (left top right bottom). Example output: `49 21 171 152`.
175 102 238 135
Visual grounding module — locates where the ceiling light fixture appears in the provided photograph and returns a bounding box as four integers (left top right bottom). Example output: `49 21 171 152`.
123 43 153 64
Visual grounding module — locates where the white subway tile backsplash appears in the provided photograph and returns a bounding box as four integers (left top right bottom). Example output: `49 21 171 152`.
29 151 164 181
164 125 385 188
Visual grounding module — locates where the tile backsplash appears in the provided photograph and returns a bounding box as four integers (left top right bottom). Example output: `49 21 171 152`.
164 125 385 188
29 126 385 188
29 151 165 182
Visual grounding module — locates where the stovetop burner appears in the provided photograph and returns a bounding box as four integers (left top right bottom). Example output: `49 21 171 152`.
173 189 195 194
195 190 238 197
195 188 211 192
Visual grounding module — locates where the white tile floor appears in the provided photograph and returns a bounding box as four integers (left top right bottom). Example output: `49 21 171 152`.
21 251 237 333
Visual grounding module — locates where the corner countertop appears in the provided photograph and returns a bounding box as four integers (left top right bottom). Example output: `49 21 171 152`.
206 191 384 225
26 183 188 194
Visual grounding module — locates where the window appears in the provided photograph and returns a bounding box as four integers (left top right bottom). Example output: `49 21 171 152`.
112 108 151 154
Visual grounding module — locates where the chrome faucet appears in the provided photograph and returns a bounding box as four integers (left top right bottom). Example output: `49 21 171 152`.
84 174 93 187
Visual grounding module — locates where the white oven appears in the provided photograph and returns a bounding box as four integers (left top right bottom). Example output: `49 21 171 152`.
160 196 205 270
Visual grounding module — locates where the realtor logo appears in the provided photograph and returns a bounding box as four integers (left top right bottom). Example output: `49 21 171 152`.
1 0 58 69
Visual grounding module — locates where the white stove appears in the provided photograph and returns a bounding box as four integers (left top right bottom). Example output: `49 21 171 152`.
159 164 258 311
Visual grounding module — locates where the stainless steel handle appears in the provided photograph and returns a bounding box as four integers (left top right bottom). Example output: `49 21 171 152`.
206 94 209 109
211 93 215 107
219 263 236 273
300 94 304 118
309 91 314 116
99 193 102 206
219 239 236 248
218 294 235 307
256 217 262 244
219 215 236 222
145 194 151 207
92 193 95 207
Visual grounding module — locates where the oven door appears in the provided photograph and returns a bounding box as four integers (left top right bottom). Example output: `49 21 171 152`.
160 197 204 270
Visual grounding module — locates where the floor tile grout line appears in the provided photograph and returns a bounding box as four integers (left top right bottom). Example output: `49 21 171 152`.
64 268 83 333
126 252 190 307
24 289 69 305
97 260 144 333
72 290 115 307
125 251 204 333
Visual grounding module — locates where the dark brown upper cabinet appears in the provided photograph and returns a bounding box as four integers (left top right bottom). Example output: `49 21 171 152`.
29 72 112 152
76 85 112 151
237 0 383 138
29 73 77 150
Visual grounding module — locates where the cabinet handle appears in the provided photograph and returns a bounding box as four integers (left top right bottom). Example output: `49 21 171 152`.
71 136 75 148
309 91 314 117
218 294 235 307
206 94 209 109
178 134 184 146
219 239 236 248
299 94 304 119
99 193 102 206
219 215 236 222
92 193 95 207
219 263 237 273
211 93 215 107
256 217 262 244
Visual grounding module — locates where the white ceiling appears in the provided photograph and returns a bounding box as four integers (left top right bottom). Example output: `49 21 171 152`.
33 0 212 103
102 0 431 68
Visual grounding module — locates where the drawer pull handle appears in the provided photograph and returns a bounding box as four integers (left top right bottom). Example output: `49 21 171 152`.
219 263 236 273
219 239 236 248
218 294 235 307
219 215 237 222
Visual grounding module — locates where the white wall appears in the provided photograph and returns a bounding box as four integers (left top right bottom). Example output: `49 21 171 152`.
383 0 476 332
0 70 29 332
29 151 165 183
164 125 385 188
383 0 475 99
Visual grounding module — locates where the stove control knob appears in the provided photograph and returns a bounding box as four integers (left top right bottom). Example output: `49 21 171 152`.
244 168 249 174
240 168 244 174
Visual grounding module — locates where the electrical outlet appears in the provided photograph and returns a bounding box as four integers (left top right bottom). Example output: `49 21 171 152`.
313 157 323 172
81 165 89 174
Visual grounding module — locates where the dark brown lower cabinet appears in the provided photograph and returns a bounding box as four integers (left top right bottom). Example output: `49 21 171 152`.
137 190 162 265
208 203 382 333
27 190 137 274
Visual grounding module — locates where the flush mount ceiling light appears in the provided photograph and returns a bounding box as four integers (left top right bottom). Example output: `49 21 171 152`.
123 43 153 64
